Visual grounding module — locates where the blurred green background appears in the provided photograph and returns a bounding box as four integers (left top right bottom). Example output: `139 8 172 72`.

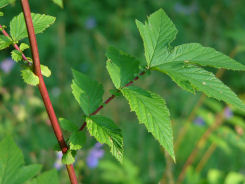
1 0 245 183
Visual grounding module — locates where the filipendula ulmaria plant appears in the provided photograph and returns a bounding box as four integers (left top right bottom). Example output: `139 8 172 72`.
1 0 245 180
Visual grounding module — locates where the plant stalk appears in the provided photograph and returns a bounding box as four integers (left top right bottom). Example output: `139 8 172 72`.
20 0 78 183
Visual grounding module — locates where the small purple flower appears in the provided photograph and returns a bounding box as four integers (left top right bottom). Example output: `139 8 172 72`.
86 142 104 169
85 17 97 30
54 151 63 170
194 117 205 126
0 58 15 73
224 107 233 119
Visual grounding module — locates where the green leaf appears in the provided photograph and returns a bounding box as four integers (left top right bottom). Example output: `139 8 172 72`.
0 12 3 16
71 69 104 116
0 35 12 50
155 43 245 70
0 137 24 184
21 67 39 86
136 9 177 67
11 50 22 62
121 86 175 160
69 131 86 150
19 43 29 51
86 115 124 162
29 169 59 184
52 0 63 8
40 65 51 77
14 165 42 184
0 0 12 8
62 150 75 165
155 62 245 111
59 118 78 132
106 47 140 89
10 13 56 41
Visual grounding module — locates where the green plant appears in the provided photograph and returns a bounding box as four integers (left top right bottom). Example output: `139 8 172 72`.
1 0 245 183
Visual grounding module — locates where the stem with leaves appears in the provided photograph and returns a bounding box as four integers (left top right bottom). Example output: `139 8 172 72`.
20 0 78 183
80 71 146 131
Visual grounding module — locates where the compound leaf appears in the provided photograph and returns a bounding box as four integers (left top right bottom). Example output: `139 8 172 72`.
121 86 175 160
106 47 140 89
10 13 56 41
136 9 177 67
86 115 124 163
156 43 245 70
155 62 245 111
71 69 104 116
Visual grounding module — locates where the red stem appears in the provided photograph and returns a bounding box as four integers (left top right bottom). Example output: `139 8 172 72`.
79 71 146 131
0 25 30 63
20 0 78 183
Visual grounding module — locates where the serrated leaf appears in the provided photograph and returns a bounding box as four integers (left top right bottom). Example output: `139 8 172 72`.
40 65 51 77
62 150 75 165
71 69 104 115
21 68 39 86
155 43 245 70
0 35 12 50
155 62 245 111
14 164 42 184
19 43 29 51
52 0 63 8
121 86 175 160
29 169 59 184
106 47 140 89
0 137 24 184
136 9 177 67
10 13 56 41
69 131 86 150
11 50 22 62
59 118 78 132
86 115 124 163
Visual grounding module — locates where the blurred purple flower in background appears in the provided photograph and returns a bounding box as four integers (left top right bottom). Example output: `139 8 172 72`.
174 2 198 15
85 17 97 30
54 151 63 170
194 117 205 126
0 58 15 73
86 142 104 169
224 107 233 119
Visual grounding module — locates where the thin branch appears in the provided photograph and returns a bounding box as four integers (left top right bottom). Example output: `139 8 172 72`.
0 24 31 64
79 71 146 131
20 0 78 183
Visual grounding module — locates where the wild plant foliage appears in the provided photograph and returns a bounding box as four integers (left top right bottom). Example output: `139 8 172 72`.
0 0 245 183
